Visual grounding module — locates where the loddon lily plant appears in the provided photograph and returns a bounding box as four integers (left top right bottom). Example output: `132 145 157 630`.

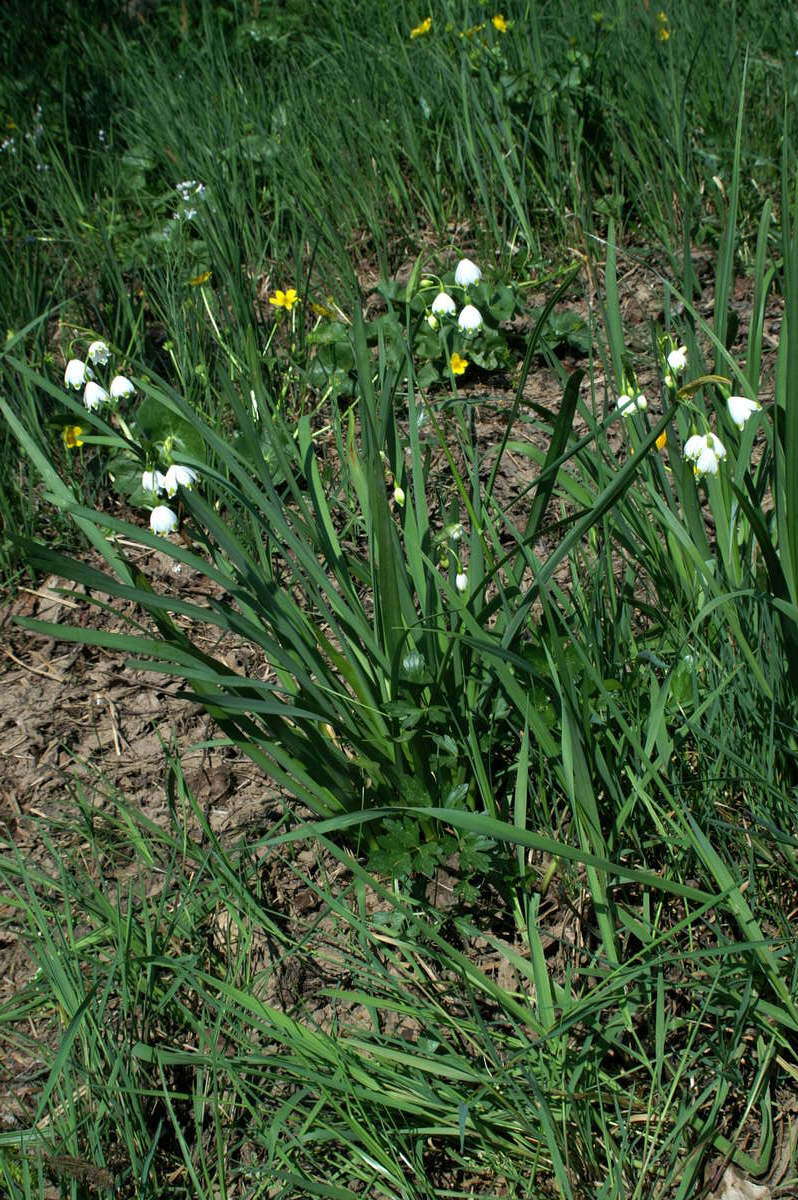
58 337 204 534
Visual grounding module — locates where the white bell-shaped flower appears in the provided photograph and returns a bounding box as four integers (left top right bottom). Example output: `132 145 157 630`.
83 381 109 411
694 445 720 476
150 505 178 535
617 392 647 414
683 434 705 462
457 304 483 333
727 394 761 430
64 359 92 389
667 345 688 372
455 572 468 592
685 431 726 477
110 374 135 399
142 469 168 494
431 291 456 316
705 431 726 460
88 340 111 366
164 464 199 497
454 258 482 288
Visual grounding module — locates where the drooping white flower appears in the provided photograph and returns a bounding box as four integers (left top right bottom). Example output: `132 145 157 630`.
684 431 726 477
727 394 761 431
150 505 179 535
393 485 405 506
667 345 688 372
694 445 721 476
109 374 135 399
87 340 111 366
142 469 168 494
683 434 705 462
83 381 109 411
455 571 468 593
431 291 457 316
64 358 92 389
454 258 482 288
617 392 647 414
705 431 726 460
458 304 483 333
164 464 199 497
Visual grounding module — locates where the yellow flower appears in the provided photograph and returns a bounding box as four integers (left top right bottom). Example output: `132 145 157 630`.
657 10 668 22
188 269 212 286
492 14 509 33
450 353 469 376
657 26 670 40
63 425 85 449
269 287 299 311
410 16 432 38
655 430 668 451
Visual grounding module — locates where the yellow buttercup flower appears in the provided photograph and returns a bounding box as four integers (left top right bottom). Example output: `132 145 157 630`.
492 14 509 33
63 425 85 449
410 16 432 38
657 26 670 40
269 288 299 311
450 353 469 376
655 430 668 451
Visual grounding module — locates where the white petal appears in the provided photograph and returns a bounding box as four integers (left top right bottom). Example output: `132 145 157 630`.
455 572 469 592
706 432 726 459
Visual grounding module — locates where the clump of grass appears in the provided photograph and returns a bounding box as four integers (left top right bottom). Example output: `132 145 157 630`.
3 4 798 1197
